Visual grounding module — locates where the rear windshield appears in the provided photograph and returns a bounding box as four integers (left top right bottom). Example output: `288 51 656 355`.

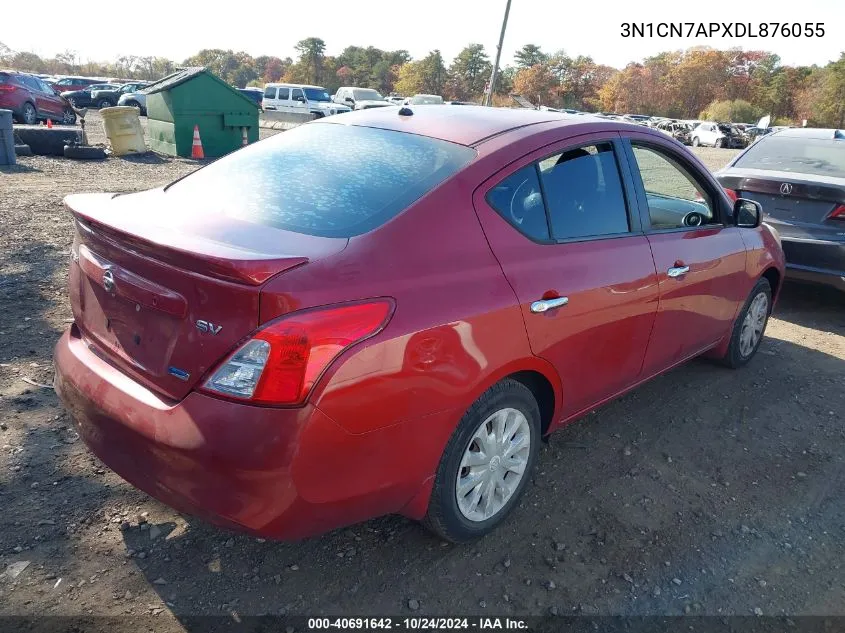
165 122 476 238
735 136 845 179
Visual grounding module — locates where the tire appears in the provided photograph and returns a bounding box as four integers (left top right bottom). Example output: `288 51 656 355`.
721 278 772 369
61 108 77 125
19 102 37 125
715 138 723 148
13 125 83 156
14 144 32 157
691 136 700 147
64 144 106 160
424 379 541 543
97 99 114 109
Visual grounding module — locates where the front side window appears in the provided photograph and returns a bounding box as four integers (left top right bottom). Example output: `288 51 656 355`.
631 144 716 230
291 88 304 101
540 143 630 240
164 122 476 238
304 88 331 102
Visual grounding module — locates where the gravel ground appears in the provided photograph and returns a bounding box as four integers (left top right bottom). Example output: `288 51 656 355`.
1 117 844 629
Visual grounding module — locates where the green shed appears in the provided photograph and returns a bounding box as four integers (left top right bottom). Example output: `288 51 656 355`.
143 67 259 158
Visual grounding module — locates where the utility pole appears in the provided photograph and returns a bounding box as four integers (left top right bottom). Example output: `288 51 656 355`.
484 0 512 107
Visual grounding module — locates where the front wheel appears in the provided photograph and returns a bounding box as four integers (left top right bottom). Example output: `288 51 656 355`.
692 136 700 147
62 108 76 125
424 379 540 542
721 277 772 368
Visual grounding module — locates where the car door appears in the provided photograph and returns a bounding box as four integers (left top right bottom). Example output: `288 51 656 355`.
290 88 308 114
21 77 53 116
37 78 66 117
622 134 749 374
473 133 660 423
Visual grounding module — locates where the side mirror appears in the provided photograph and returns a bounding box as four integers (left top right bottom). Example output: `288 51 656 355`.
345 97 354 104
734 198 763 228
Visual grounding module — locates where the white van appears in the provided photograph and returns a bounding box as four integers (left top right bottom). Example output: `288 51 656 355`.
262 83 350 118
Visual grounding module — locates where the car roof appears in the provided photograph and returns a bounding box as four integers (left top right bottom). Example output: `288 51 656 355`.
266 83 322 89
770 127 845 140
316 105 600 146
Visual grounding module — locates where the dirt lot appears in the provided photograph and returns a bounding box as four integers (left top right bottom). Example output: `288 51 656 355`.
1 114 844 629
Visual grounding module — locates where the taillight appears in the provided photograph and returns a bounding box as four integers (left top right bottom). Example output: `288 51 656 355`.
0 84 18 93
723 188 739 202
829 204 845 220
200 300 394 405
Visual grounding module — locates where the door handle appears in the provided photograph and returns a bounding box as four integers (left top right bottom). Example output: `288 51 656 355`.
667 265 690 278
530 297 569 313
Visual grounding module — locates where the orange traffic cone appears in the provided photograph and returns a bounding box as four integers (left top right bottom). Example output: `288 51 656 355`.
46 119 53 128
191 125 204 159
241 127 248 147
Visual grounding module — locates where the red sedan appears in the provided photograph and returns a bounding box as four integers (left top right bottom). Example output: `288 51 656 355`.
54 107 785 542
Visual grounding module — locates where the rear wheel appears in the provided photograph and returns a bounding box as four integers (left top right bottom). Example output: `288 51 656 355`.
424 379 540 542
691 136 700 147
715 138 723 148
98 98 113 109
721 278 772 368
20 102 37 125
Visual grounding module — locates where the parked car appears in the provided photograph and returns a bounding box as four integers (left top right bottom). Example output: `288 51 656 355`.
656 120 693 145
333 86 397 110
49 76 98 93
716 127 845 291
62 83 120 108
406 94 444 105
54 106 784 543
386 95 406 105
263 83 350 118
92 82 151 109
0 71 77 124
116 89 148 115
238 87 264 109
691 122 747 149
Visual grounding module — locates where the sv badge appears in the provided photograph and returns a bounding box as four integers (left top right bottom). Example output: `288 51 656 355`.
196 320 223 335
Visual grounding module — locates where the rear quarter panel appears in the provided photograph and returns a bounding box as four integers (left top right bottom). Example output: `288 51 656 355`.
258 165 563 436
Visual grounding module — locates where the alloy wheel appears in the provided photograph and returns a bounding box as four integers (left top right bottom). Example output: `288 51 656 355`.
455 407 531 522
23 103 36 125
739 292 768 358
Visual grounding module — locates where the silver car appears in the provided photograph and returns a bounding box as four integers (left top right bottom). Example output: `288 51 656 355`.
716 127 845 291
117 90 147 115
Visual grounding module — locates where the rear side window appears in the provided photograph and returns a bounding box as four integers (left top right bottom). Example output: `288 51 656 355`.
278 87 289 100
165 122 476 238
540 143 629 239
486 165 549 241
734 136 845 179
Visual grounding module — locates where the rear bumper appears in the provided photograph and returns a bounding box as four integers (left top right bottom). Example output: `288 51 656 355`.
782 237 845 291
53 327 440 539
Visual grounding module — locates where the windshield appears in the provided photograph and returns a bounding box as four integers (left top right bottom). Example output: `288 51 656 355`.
353 89 383 101
304 87 331 102
165 122 476 238
735 136 845 179
411 95 444 105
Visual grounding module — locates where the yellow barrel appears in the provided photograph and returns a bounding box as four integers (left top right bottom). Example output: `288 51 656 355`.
100 106 146 156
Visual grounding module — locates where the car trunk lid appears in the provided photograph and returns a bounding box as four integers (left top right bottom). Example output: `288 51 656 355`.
719 168 845 239
65 190 348 401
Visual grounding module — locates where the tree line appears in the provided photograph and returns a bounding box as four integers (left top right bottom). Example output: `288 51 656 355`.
1 39 843 126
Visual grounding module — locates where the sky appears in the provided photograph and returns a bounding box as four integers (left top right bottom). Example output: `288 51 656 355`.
1 0 842 70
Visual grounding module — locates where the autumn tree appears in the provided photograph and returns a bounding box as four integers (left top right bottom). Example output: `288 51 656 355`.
513 64 558 106
700 99 763 123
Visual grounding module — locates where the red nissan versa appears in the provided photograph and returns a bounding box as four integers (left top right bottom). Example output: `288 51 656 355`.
54 106 785 542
